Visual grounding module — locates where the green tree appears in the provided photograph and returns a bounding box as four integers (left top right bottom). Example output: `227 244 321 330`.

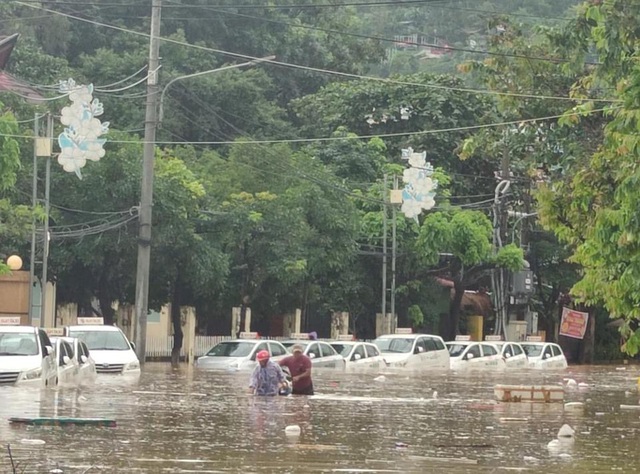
416 210 524 340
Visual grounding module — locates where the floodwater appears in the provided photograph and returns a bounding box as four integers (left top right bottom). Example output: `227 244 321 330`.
1 364 639 473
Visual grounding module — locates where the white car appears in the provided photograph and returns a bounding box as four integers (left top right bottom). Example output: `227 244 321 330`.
51 336 96 386
65 324 140 375
330 341 385 371
446 341 506 371
373 333 450 370
50 337 79 386
493 341 529 369
521 342 568 370
196 339 290 371
282 340 345 369
0 321 57 387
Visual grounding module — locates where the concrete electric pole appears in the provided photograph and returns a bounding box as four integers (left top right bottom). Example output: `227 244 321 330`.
134 0 162 363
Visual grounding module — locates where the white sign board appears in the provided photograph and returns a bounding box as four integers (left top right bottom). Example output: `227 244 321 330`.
290 332 310 340
0 316 21 326
455 335 472 341
526 335 543 342
77 317 104 325
395 328 413 334
45 327 64 336
239 331 259 339
336 334 355 341
485 335 503 341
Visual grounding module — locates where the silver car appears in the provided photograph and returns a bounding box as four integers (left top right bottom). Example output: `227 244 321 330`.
196 339 289 371
282 340 345 369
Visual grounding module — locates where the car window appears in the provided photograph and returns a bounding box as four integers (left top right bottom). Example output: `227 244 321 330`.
320 343 337 357
331 343 352 357
352 344 366 360
424 338 438 352
512 344 523 356
251 342 269 360
38 329 51 355
415 338 427 354
467 344 481 358
63 340 74 359
502 344 513 358
206 341 254 357
68 330 131 351
481 344 497 356
366 344 380 357
542 345 553 359
78 341 89 362
431 338 446 351
307 343 321 359
269 342 287 357
552 345 562 357
58 341 68 365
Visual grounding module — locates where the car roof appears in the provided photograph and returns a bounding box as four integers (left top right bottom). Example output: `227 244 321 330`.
67 325 122 332
282 340 313 344
521 342 547 346
446 341 480 346
0 326 38 333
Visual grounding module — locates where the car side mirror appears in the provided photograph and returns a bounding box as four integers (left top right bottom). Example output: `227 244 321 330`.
544 353 551 359
45 345 53 357
130 342 136 351
309 353 316 359
505 353 512 358
80 355 88 364
414 346 424 354
62 355 71 366
353 353 361 361
465 353 475 360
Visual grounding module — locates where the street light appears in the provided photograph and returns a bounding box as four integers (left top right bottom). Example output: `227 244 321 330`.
134 53 275 363
158 56 276 124
6 255 22 271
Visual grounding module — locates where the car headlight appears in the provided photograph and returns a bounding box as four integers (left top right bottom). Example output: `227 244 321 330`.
23 368 42 380
124 361 140 371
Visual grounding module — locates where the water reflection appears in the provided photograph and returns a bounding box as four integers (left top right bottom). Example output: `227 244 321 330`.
0 364 639 472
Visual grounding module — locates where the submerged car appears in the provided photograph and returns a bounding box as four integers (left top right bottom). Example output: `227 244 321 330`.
330 340 385 371
196 337 289 371
446 340 505 371
521 342 568 370
373 331 449 370
50 336 96 386
282 338 345 369
0 319 56 387
493 341 529 369
64 320 140 375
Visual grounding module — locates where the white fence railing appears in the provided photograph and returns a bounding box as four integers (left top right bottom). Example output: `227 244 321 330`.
145 335 291 358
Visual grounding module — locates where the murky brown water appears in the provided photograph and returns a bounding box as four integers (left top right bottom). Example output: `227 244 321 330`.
1 364 639 473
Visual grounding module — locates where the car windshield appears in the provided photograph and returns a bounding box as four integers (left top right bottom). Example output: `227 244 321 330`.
447 344 467 358
206 341 254 357
282 342 309 351
374 338 412 353
69 330 131 351
521 344 543 357
330 344 353 357
0 332 38 356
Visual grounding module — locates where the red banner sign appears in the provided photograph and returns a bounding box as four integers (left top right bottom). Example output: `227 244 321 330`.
559 307 589 339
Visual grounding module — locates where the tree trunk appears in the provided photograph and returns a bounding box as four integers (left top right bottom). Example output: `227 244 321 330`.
447 280 465 341
579 307 595 364
171 293 183 367
98 294 115 325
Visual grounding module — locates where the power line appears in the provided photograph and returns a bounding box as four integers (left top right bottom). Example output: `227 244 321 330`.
15 1 619 104
0 106 619 145
162 0 589 65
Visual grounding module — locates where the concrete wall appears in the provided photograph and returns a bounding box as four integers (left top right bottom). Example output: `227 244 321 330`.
0 270 29 324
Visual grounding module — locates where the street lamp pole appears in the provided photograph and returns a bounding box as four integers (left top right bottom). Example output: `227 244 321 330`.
158 56 275 125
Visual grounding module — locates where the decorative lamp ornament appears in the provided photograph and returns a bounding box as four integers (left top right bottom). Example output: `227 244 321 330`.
6 255 22 271
57 79 109 179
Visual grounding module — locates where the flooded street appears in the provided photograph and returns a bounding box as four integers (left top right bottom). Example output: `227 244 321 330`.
1 364 640 473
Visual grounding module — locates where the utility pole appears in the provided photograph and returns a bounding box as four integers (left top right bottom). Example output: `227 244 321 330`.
381 174 388 321
28 113 39 325
390 174 398 323
134 0 162 363
40 113 53 327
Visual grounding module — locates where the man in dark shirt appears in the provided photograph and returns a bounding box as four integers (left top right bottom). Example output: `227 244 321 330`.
279 344 313 395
